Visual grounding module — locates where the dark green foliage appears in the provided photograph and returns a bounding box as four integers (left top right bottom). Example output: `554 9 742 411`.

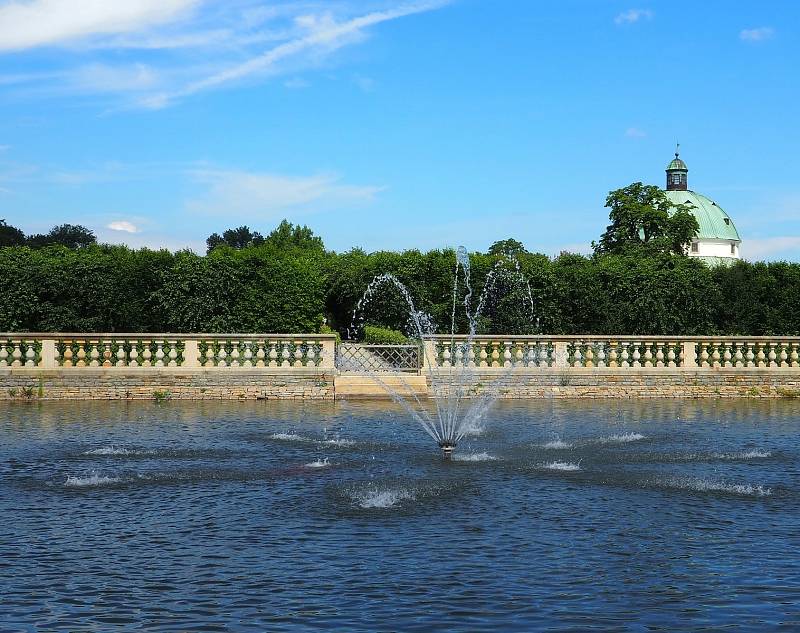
363 325 408 345
0 219 25 247
206 226 265 253
0 220 799 336
27 224 96 249
594 183 698 256
488 238 527 258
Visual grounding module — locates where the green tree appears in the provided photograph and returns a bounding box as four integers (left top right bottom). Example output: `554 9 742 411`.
27 224 96 249
265 219 325 252
206 226 265 253
488 238 527 258
593 182 698 256
0 219 26 247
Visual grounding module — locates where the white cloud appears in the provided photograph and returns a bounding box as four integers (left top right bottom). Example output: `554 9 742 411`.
744 236 800 261
0 0 200 52
0 1 453 108
107 220 140 233
186 168 383 217
614 9 653 25
740 27 775 42
142 1 453 107
625 127 647 138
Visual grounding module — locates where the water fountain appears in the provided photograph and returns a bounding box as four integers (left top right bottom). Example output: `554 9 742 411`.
345 247 537 459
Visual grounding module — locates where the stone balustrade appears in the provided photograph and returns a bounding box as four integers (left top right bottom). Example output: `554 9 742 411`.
0 334 337 369
426 336 800 370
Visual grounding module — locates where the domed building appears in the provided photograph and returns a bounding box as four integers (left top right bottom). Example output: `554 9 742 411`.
664 151 741 265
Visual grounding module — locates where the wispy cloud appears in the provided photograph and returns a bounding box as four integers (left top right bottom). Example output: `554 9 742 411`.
107 220 140 233
0 0 200 52
143 1 452 108
614 9 653 25
186 168 383 218
744 236 800 261
740 27 775 42
625 127 647 138
0 1 453 109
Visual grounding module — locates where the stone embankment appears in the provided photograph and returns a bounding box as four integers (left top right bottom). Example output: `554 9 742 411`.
1 333 799 400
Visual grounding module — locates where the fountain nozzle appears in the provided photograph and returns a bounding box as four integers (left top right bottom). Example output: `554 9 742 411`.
439 442 456 460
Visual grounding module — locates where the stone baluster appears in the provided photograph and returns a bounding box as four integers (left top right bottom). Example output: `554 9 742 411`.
102 342 113 367
139 341 151 367
203 343 215 367
503 341 513 368
608 342 618 368
620 342 630 368
667 341 677 368
779 343 788 368
62 342 73 367
255 341 266 367
227 341 239 367
745 343 755 367
631 342 641 368
0 342 8 367
573 342 583 368
699 342 709 368
584 342 594 368
129 342 140 367
293 340 304 367
268 342 278 367
281 341 291 368
655 342 665 368
478 342 488 367
643 343 653 368
734 344 744 368
442 343 452 368
489 341 500 367
790 343 799 368
168 341 178 367
85 341 98 367
10 341 22 367
756 345 766 368
154 342 165 367
24 343 36 367
723 343 732 368
710 342 720 368
596 343 606 368
242 341 253 367
75 342 87 367
768 344 777 368
115 341 127 367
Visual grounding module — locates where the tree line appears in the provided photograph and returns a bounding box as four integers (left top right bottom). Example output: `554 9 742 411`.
0 187 798 336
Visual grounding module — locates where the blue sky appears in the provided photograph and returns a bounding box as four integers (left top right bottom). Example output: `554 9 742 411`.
0 0 798 260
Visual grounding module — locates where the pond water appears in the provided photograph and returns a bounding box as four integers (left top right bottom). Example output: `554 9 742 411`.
1 399 799 631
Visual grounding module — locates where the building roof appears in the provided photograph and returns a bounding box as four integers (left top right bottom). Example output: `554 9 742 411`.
667 155 688 171
664 190 741 242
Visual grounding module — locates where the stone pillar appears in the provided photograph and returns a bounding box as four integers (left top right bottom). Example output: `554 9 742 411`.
318 338 337 369
40 339 57 368
183 340 201 368
682 341 698 368
422 339 438 370
554 341 569 368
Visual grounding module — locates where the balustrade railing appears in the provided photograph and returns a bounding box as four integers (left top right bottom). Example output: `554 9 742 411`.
2 334 800 372
0 334 336 369
425 336 800 370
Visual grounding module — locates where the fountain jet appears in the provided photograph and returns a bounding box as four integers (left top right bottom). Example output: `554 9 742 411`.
346 246 538 460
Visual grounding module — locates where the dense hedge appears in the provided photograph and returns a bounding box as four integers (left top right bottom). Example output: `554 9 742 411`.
0 243 798 336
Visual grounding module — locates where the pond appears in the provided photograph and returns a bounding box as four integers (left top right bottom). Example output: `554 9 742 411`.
1 399 798 631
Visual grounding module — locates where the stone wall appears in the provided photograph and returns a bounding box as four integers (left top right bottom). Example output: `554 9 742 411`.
2 367 800 401
457 369 800 399
0 369 335 401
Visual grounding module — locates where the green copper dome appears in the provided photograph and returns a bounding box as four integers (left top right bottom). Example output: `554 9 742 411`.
667 156 688 171
665 190 741 241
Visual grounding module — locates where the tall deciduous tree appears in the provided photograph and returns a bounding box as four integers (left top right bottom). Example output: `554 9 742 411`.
593 182 698 256
206 226 265 252
0 219 25 247
27 224 96 249
488 238 527 258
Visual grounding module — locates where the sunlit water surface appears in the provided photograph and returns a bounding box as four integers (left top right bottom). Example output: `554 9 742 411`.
1 400 799 631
